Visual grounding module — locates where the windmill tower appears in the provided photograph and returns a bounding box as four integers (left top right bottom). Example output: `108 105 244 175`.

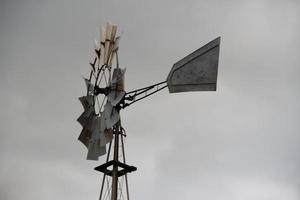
77 22 221 200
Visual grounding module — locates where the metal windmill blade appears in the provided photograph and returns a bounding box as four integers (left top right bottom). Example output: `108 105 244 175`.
76 22 221 200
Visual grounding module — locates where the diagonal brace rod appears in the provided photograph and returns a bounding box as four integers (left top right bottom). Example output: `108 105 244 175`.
121 81 167 109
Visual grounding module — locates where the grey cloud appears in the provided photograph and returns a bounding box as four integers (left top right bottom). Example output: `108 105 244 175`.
1 0 299 200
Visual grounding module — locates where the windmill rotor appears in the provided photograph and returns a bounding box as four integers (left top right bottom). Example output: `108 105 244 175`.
77 22 122 161
77 22 221 200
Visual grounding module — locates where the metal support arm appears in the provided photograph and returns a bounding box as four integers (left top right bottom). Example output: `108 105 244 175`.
120 81 167 109
92 81 168 110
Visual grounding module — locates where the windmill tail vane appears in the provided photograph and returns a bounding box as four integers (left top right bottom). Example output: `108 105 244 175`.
76 22 221 200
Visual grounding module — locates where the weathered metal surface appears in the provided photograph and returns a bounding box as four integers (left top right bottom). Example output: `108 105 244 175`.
167 37 220 93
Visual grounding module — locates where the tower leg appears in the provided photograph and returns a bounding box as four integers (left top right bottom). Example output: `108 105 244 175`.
111 124 120 200
121 133 130 200
99 141 112 200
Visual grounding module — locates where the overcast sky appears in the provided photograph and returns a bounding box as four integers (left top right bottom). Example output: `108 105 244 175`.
1 0 300 200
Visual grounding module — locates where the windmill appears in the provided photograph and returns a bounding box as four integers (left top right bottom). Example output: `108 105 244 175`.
77 22 221 200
